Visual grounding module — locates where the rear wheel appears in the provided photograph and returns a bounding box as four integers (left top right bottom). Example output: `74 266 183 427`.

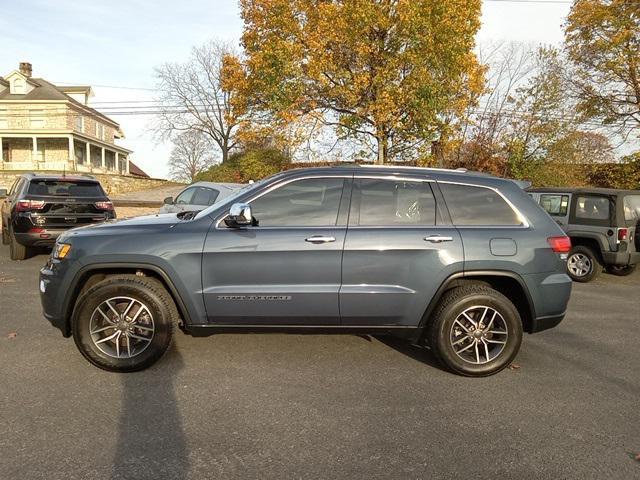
1 222 9 245
427 285 523 377
72 275 176 372
8 226 28 260
606 264 636 276
567 246 601 282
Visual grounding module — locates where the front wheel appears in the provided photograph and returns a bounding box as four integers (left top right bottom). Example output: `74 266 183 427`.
606 264 636 276
72 275 177 372
566 246 601 282
427 285 523 377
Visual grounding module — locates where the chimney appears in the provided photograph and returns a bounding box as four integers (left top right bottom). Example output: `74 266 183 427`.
19 62 32 77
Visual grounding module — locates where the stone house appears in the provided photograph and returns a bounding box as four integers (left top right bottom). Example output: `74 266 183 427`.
0 62 132 175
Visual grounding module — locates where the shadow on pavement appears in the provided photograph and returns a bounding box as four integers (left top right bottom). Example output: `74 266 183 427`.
374 335 447 372
111 346 188 480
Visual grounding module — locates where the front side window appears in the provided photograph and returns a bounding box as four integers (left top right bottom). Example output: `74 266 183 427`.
350 178 436 226
250 177 344 227
191 187 219 206
539 194 569 217
175 187 196 205
439 183 523 226
575 195 610 221
623 195 640 222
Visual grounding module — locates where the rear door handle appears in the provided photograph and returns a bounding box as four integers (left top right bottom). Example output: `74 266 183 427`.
424 235 453 243
305 235 336 244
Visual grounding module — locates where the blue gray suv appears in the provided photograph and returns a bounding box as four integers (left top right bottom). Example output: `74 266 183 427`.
40 166 573 376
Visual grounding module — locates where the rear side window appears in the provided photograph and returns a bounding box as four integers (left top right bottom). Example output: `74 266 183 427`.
539 194 569 217
28 180 103 197
191 187 219 206
439 183 522 226
350 179 436 226
575 195 610 221
623 195 640 222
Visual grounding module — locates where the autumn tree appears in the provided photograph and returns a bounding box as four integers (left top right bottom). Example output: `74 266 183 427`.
155 39 242 163
167 131 216 182
234 0 484 164
565 0 640 137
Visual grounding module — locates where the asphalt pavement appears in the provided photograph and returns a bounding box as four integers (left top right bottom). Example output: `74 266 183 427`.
0 244 638 479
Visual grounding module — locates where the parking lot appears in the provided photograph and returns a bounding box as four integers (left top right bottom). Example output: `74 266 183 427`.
0 244 638 480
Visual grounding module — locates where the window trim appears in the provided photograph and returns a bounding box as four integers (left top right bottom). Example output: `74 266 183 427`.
215 175 352 229
437 180 530 229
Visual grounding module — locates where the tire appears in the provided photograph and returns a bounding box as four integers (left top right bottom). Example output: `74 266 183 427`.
566 246 601 282
427 285 523 377
1 224 8 245
8 226 28 261
72 275 177 372
606 264 636 276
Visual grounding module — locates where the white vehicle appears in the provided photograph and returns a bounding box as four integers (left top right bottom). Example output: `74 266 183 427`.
159 181 243 214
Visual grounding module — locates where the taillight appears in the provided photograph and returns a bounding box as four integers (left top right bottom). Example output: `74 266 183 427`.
548 236 571 253
95 201 114 211
617 228 628 242
16 200 46 212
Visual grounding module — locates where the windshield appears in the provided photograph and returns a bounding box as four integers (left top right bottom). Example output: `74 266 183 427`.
623 195 640 222
194 178 270 220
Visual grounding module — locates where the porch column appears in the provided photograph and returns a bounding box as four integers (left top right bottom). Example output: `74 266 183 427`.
68 136 75 168
86 142 90 167
115 152 119 172
0 136 3 162
125 157 129 175
101 147 105 169
32 136 38 164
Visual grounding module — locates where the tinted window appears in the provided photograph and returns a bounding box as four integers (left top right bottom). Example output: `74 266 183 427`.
250 178 344 227
539 194 569 216
175 187 196 205
623 195 640 222
191 187 219 206
351 179 436 226
575 195 610 221
28 180 103 197
440 183 522 226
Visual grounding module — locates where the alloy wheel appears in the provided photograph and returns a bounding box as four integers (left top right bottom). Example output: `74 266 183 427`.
450 305 509 365
89 297 155 359
568 253 591 278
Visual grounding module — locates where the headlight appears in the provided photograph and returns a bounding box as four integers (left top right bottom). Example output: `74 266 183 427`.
53 243 72 259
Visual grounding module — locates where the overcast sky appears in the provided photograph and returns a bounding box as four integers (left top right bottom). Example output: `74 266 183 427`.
1 0 572 178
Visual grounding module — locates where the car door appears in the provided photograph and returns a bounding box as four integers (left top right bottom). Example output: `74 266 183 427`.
340 176 463 327
201 175 350 325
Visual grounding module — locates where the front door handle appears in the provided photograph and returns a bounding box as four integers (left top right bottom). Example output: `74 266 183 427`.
424 235 453 243
305 235 336 244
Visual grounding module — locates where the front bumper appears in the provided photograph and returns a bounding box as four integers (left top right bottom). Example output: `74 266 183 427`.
40 257 79 337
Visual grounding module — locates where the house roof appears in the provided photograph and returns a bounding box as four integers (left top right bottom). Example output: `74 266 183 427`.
128 161 150 178
0 76 120 129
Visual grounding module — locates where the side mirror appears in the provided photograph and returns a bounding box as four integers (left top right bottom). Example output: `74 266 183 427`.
163 196 174 205
225 202 253 227
0 188 7 198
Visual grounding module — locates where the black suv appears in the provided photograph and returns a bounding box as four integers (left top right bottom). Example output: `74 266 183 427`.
1 173 115 260
529 187 640 281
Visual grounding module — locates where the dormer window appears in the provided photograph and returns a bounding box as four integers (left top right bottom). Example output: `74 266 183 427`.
11 78 26 94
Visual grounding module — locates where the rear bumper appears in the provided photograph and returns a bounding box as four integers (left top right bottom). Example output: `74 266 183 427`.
602 250 640 266
15 230 64 247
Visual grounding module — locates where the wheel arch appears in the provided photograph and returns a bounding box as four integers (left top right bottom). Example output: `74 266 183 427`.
63 263 192 336
420 270 536 335
568 234 606 265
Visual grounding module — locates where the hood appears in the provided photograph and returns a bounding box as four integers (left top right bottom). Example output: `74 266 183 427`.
60 213 182 241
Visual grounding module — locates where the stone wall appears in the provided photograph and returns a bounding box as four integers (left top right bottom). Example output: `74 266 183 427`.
0 169 180 196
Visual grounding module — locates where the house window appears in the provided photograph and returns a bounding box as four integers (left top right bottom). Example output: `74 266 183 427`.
95 123 104 140
30 109 45 128
0 109 7 128
11 78 26 94
75 115 84 132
